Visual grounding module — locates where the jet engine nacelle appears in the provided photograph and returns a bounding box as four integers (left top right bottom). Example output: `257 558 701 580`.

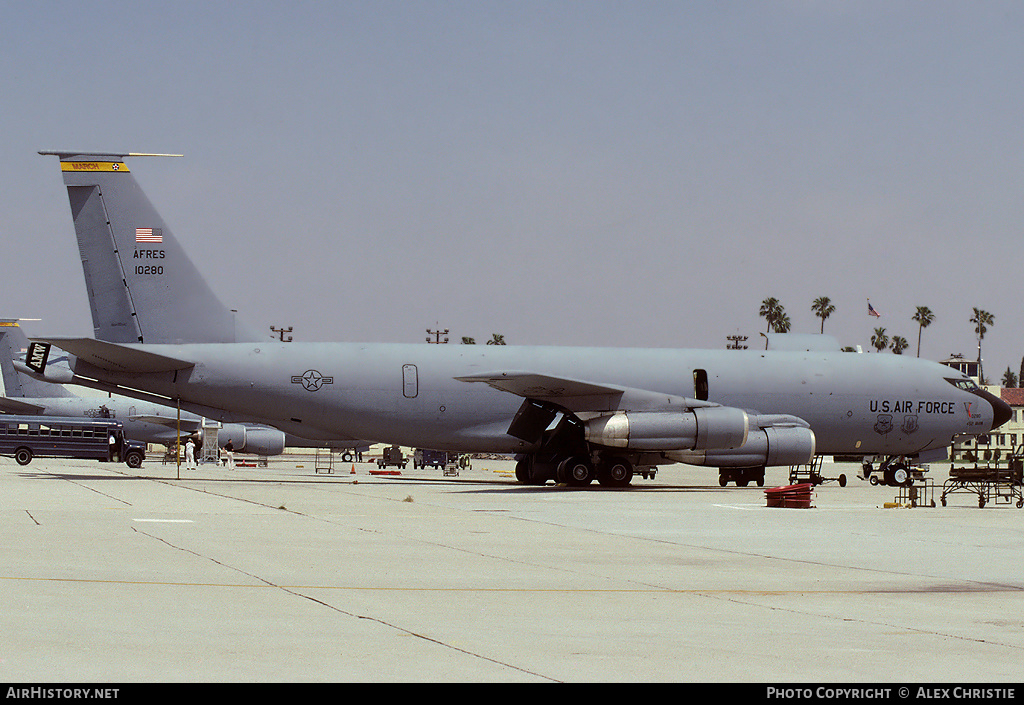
218 424 287 456
667 425 816 468
583 406 749 451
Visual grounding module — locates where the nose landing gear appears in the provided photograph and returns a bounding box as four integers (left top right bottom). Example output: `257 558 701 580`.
863 457 921 487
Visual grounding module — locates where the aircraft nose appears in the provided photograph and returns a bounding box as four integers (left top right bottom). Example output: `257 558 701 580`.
978 387 1012 429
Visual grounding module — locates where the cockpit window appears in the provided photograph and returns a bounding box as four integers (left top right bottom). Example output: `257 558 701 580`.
945 377 980 392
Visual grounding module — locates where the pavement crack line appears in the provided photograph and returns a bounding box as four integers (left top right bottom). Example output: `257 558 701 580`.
117 474 1024 662
130 525 557 682
706 592 1024 652
57 475 134 506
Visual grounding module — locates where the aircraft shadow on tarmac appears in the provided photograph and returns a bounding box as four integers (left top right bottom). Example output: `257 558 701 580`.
12 465 742 494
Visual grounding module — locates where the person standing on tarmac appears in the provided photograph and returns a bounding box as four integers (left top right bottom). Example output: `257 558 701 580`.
223 440 235 469
184 437 196 469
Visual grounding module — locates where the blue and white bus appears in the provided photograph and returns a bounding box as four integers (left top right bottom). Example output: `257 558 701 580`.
0 416 146 468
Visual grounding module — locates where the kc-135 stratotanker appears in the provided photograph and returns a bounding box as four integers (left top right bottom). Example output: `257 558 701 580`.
20 151 1010 488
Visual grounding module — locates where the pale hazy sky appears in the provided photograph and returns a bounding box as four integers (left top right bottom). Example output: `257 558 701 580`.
2 2 1022 377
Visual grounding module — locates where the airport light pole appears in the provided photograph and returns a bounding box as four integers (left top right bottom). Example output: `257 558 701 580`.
426 328 449 344
726 335 749 350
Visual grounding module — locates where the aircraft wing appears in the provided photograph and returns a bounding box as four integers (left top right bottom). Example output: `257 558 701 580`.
0 396 46 415
456 371 814 453
455 370 726 413
29 338 194 373
455 371 633 412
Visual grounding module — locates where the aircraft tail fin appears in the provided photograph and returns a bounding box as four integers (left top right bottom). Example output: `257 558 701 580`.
0 319 76 398
39 151 264 344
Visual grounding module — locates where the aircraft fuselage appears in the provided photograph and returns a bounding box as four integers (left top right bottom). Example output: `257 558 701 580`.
64 341 998 458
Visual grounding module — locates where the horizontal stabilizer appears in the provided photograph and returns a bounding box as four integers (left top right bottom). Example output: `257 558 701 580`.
39 151 183 159
128 414 201 432
32 337 194 373
0 396 46 415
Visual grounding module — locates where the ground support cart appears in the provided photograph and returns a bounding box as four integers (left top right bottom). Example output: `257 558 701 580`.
788 456 847 487
941 464 1023 508
860 457 928 487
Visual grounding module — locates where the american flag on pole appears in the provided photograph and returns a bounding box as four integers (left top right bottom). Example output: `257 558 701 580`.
867 300 881 318
135 227 163 243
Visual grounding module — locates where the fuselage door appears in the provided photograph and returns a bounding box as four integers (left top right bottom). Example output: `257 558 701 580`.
694 369 709 401
403 364 419 398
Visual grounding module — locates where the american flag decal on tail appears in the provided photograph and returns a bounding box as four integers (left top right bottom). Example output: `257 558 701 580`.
136 228 163 243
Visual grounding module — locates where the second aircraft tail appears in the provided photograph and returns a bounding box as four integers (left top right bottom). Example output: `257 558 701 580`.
40 151 263 345
0 319 75 398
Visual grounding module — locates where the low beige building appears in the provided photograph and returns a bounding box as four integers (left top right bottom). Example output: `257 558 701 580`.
952 386 1024 463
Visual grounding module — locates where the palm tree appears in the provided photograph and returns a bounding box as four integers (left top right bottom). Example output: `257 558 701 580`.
759 298 788 348
759 298 782 334
871 327 889 353
1002 367 1018 388
970 308 994 382
485 333 506 346
890 336 909 355
461 337 476 345
911 306 934 358
811 296 835 334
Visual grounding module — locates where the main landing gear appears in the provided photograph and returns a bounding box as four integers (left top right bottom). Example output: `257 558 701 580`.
515 453 639 488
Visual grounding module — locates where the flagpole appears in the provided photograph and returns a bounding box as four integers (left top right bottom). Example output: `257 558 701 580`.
866 299 883 351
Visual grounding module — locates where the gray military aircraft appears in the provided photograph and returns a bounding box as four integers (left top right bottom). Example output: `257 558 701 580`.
0 318 288 455
21 151 1011 487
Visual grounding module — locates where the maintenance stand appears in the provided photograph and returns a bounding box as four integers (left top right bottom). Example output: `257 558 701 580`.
941 447 1024 508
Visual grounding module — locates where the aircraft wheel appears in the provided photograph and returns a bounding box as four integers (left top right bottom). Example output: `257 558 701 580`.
890 463 911 487
838 474 847 488
15 447 32 466
559 456 594 486
718 472 729 487
515 459 530 483
598 456 633 488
